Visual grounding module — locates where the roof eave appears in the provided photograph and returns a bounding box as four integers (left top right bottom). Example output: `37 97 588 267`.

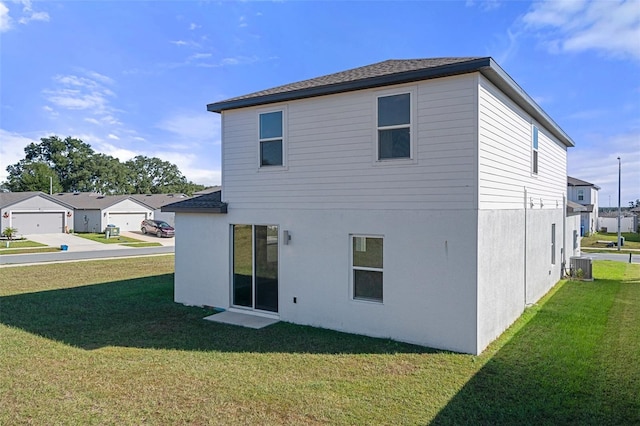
207 57 493 113
479 59 575 148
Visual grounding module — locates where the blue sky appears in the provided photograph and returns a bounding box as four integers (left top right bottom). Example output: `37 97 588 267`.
1 0 638 204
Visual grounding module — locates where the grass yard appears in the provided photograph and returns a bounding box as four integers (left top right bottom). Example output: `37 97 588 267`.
0 258 638 424
74 232 144 245
0 240 59 255
118 242 163 248
582 232 640 250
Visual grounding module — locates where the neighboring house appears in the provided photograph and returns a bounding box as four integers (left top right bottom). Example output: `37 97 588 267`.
567 176 600 235
193 186 222 196
0 191 75 236
169 57 575 354
131 193 190 227
566 201 585 257
54 193 154 232
598 213 638 234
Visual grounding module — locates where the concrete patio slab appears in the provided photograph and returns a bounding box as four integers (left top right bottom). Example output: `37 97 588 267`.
204 311 279 329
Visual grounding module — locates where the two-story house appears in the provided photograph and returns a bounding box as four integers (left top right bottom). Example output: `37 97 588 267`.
167 57 575 354
567 176 600 235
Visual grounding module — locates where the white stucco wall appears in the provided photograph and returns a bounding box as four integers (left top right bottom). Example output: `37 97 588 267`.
175 208 480 354
598 216 638 234
566 213 581 258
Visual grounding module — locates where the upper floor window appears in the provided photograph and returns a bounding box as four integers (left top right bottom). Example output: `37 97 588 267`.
577 189 584 201
259 110 283 167
377 93 411 160
532 125 539 175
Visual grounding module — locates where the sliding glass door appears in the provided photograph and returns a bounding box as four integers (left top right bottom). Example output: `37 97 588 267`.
232 225 278 313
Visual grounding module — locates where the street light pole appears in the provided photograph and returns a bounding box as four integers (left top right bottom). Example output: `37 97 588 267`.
617 157 621 251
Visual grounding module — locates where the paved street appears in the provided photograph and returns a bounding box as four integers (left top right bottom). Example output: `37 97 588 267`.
581 252 639 264
0 232 174 266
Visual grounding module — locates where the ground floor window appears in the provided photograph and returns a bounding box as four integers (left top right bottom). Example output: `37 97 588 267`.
351 235 383 302
551 223 556 265
232 224 279 312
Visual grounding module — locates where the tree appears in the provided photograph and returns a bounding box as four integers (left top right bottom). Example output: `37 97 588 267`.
21 136 95 192
89 154 132 195
4 136 208 195
5 161 63 193
124 155 188 194
629 199 640 208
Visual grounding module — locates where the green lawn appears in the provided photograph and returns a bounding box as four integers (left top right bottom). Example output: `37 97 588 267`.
582 232 640 250
0 240 58 255
74 232 144 245
118 242 163 248
0 258 638 424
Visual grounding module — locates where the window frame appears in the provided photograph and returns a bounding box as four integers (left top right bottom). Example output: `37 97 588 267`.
258 107 287 170
532 125 539 175
374 87 416 164
350 234 384 303
577 189 584 201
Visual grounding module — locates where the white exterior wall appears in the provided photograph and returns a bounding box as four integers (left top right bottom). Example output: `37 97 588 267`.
176 208 479 354
566 213 581 258
476 75 567 352
153 210 176 227
175 71 571 354
598 216 638 233
222 74 478 211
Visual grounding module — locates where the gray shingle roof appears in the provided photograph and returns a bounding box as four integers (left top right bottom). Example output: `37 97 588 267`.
568 176 600 190
161 190 226 214
130 193 190 210
206 56 575 148
208 57 486 112
0 191 75 210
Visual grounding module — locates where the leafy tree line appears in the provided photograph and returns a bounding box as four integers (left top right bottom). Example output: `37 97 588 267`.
2 136 206 195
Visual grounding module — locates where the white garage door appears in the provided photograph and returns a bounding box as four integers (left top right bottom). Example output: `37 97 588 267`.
12 212 65 234
107 213 147 231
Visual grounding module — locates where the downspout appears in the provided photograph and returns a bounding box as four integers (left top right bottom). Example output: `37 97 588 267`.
524 187 528 306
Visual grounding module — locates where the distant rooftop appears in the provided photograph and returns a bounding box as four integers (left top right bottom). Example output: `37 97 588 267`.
568 176 600 190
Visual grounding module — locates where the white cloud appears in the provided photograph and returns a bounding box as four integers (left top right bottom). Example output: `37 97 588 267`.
568 131 640 205
107 134 119 140
0 129 36 182
189 22 200 30
522 0 640 60
17 0 49 25
189 52 212 60
43 71 121 127
0 2 11 32
155 112 219 144
466 0 501 12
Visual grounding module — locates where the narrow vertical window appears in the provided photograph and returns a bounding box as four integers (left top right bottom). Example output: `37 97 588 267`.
532 126 539 174
577 189 584 201
259 111 283 166
573 230 578 250
352 235 383 302
551 223 556 265
377 93 411 160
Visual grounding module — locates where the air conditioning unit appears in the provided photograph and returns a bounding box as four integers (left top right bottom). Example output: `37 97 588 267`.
570 256 593 281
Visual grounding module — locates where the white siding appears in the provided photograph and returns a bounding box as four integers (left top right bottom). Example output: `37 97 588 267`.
478 76 567 210
222 74 478 212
